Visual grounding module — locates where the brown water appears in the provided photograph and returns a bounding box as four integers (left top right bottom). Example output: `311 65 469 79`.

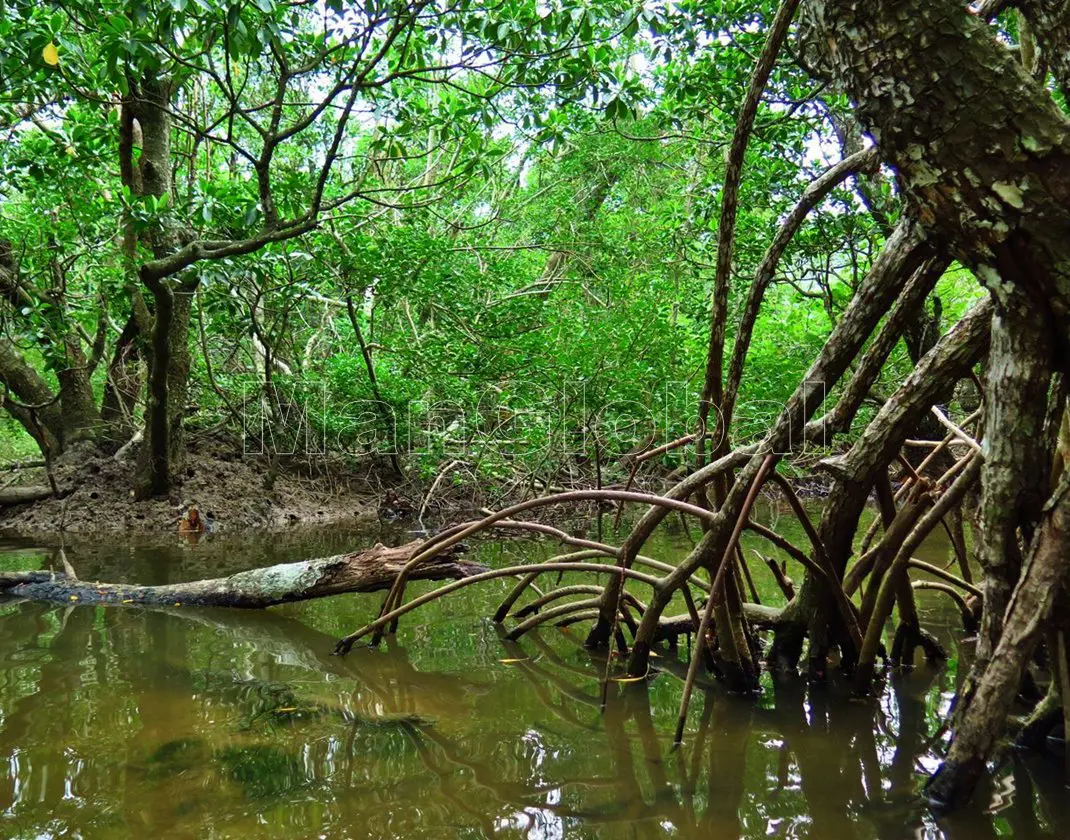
0 508 1066 839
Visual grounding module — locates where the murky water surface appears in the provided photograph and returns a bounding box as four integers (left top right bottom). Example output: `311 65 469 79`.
0 505 1066 838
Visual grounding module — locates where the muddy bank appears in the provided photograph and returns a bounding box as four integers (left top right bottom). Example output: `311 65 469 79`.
0 431 841 536
0 437 391 534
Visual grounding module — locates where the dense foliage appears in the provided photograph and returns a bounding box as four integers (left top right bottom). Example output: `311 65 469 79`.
0 0 977 492
8 0 1070 817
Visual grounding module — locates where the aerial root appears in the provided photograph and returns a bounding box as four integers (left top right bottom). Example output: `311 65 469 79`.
366 489 723 646
507 598 605 640
334 561 662 655
512 585 645 621
911 581 979 633
326 434 985 748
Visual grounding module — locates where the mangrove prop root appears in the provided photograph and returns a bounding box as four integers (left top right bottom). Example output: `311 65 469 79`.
912 581 978 633
673 455 775 744
371 489 722 645
493 550 602 622
512 584 605 619
334 562 662 655
855 456 982 692
907 559 982 598
507 598 604 640
512 585 644 621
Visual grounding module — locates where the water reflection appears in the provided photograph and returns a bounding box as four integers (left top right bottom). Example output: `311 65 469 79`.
0 526 1066 838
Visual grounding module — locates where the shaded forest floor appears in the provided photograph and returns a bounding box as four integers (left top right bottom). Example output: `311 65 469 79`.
0 436 393 534
0 434 840 535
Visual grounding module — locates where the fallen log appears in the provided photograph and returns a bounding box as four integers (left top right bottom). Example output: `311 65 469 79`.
0 540 485 608
0 485 57 506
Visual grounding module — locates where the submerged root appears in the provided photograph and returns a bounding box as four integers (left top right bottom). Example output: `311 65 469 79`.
890 622 947 668
1016 681 1063 750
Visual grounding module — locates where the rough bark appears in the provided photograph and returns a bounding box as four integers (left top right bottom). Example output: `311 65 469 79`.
132 76 198 498
926 474 1070 809
0 339 63 450
56 336 100 445
1017 1 1070 99
800 0 1070 343
975 288 1054 668
0 246 99 450
3 218 102 450
137 272 187 498
165 286 196 470
0 540 485 608
799 4 1070 805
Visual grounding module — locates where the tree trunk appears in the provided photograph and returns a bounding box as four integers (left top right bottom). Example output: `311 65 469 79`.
974 288 1053 669
100 311 145 444
926 475 1070 809
1018 1 1070 100
131 75 195 499
0 245 100 452
800 0 1070 338
166 285 196 470
138 274 176 498
0 540 485 608
56 336 101 446
0 339 63 452
799 1 1070 804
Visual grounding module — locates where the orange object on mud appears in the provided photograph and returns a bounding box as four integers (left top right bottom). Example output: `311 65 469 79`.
178 506 206 534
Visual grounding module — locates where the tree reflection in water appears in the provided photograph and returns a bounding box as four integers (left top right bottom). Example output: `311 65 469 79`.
0 598 1066 839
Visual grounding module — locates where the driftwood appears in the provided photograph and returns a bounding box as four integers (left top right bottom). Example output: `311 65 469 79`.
0 540 485 608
